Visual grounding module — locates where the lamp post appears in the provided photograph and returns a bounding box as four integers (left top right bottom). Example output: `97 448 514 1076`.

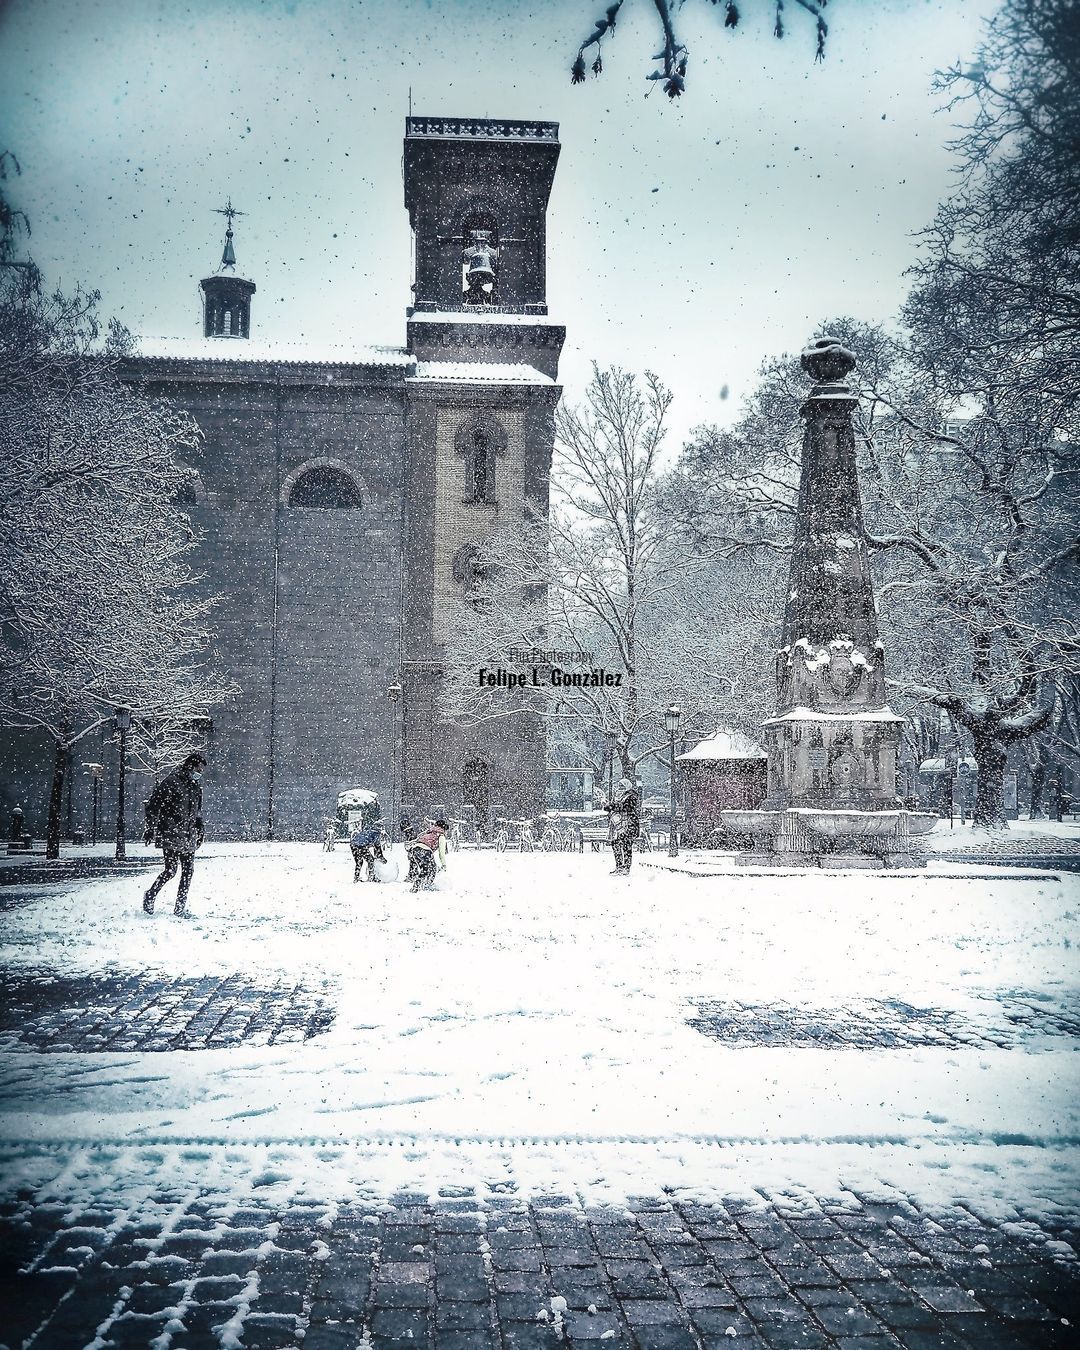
388 680 403 840
114 707 131 860
665 704 682 857
605 729 616 805
86 762 104 846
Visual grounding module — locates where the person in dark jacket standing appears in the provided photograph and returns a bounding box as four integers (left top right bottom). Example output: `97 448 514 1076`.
142 752 206 917
606 776 641 875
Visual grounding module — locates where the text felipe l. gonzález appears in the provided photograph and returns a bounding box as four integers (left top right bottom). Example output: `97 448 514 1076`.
478 667 623 688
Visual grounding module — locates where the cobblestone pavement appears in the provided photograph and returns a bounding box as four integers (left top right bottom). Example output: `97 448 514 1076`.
1 972 1075 1058
0 1182 1077 1349
687 998 1080 1052
0 973 336 1053
928 835 1080 859
0 970 1076 1060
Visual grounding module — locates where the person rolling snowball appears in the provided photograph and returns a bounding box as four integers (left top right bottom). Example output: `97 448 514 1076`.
349 821 388 882
406 818 449 893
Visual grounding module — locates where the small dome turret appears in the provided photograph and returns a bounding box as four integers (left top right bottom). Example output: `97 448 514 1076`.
200 199 255 338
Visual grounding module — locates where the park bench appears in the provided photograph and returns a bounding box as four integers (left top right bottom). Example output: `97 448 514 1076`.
579 821 660 852
579 826 609 852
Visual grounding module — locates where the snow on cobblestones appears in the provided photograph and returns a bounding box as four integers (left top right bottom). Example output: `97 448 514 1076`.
0 845 1077 1217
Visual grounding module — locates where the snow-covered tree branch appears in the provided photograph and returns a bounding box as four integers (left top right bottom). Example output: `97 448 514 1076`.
0 263 235 855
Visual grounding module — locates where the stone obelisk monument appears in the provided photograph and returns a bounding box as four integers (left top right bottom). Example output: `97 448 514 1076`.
721 337 935 866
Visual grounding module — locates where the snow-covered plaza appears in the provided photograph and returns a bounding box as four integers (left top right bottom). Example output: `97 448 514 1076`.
1 844 1078 1346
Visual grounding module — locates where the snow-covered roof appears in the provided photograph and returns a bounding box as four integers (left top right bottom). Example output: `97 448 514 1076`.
133 336 413 368
408 310 561 327
677 728 766 762
765 706 905 725
202 273 257 287
919 756 977 775
409 360 554 385
336 788 381 807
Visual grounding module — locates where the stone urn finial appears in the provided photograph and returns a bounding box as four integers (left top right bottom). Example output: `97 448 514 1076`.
801 336 856 386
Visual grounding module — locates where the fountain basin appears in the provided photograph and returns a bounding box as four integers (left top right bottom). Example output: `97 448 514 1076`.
719 808 936 839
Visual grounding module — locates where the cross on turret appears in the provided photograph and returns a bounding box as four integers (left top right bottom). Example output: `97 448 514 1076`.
213 199 246 271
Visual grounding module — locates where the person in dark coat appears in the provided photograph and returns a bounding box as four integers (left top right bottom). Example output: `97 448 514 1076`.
142 752 206 917
606 776 641 875
350 823 388 882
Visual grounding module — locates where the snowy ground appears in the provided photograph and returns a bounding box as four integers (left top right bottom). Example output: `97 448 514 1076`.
1 845 1078 1221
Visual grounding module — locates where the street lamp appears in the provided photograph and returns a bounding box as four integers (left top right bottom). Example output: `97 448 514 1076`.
114 706 131 861
86 762 104 847
665 704 682 858
605 728 617 804
387 680 403 840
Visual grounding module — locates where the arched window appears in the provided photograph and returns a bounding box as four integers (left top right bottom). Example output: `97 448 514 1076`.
287 466 364 509
455 415 506 505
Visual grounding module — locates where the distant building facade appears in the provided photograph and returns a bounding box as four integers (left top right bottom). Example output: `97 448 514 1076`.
0 117 565 841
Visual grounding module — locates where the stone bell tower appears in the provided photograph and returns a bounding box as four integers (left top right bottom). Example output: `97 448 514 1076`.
400 117 565 827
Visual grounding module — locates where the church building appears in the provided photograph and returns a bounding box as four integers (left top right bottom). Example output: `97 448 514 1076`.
5 117 564 842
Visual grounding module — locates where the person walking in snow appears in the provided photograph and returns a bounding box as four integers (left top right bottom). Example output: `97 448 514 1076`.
349 821 388 882
406 818 449 893
606 776 641 876
142 752 206 917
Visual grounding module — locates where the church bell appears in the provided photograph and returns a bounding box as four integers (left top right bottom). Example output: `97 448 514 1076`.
463 230 497 295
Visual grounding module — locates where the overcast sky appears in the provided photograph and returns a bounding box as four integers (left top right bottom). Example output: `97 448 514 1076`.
0 0 995 448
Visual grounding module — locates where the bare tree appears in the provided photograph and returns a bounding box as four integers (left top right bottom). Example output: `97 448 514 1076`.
571 0 828 96
906 0 1080 407
442 366 763 790
0 264 232 855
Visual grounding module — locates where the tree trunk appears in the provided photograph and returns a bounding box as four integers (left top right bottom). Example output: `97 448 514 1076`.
1029 757 1046 819
46 741 67 859
972 732 1008 829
